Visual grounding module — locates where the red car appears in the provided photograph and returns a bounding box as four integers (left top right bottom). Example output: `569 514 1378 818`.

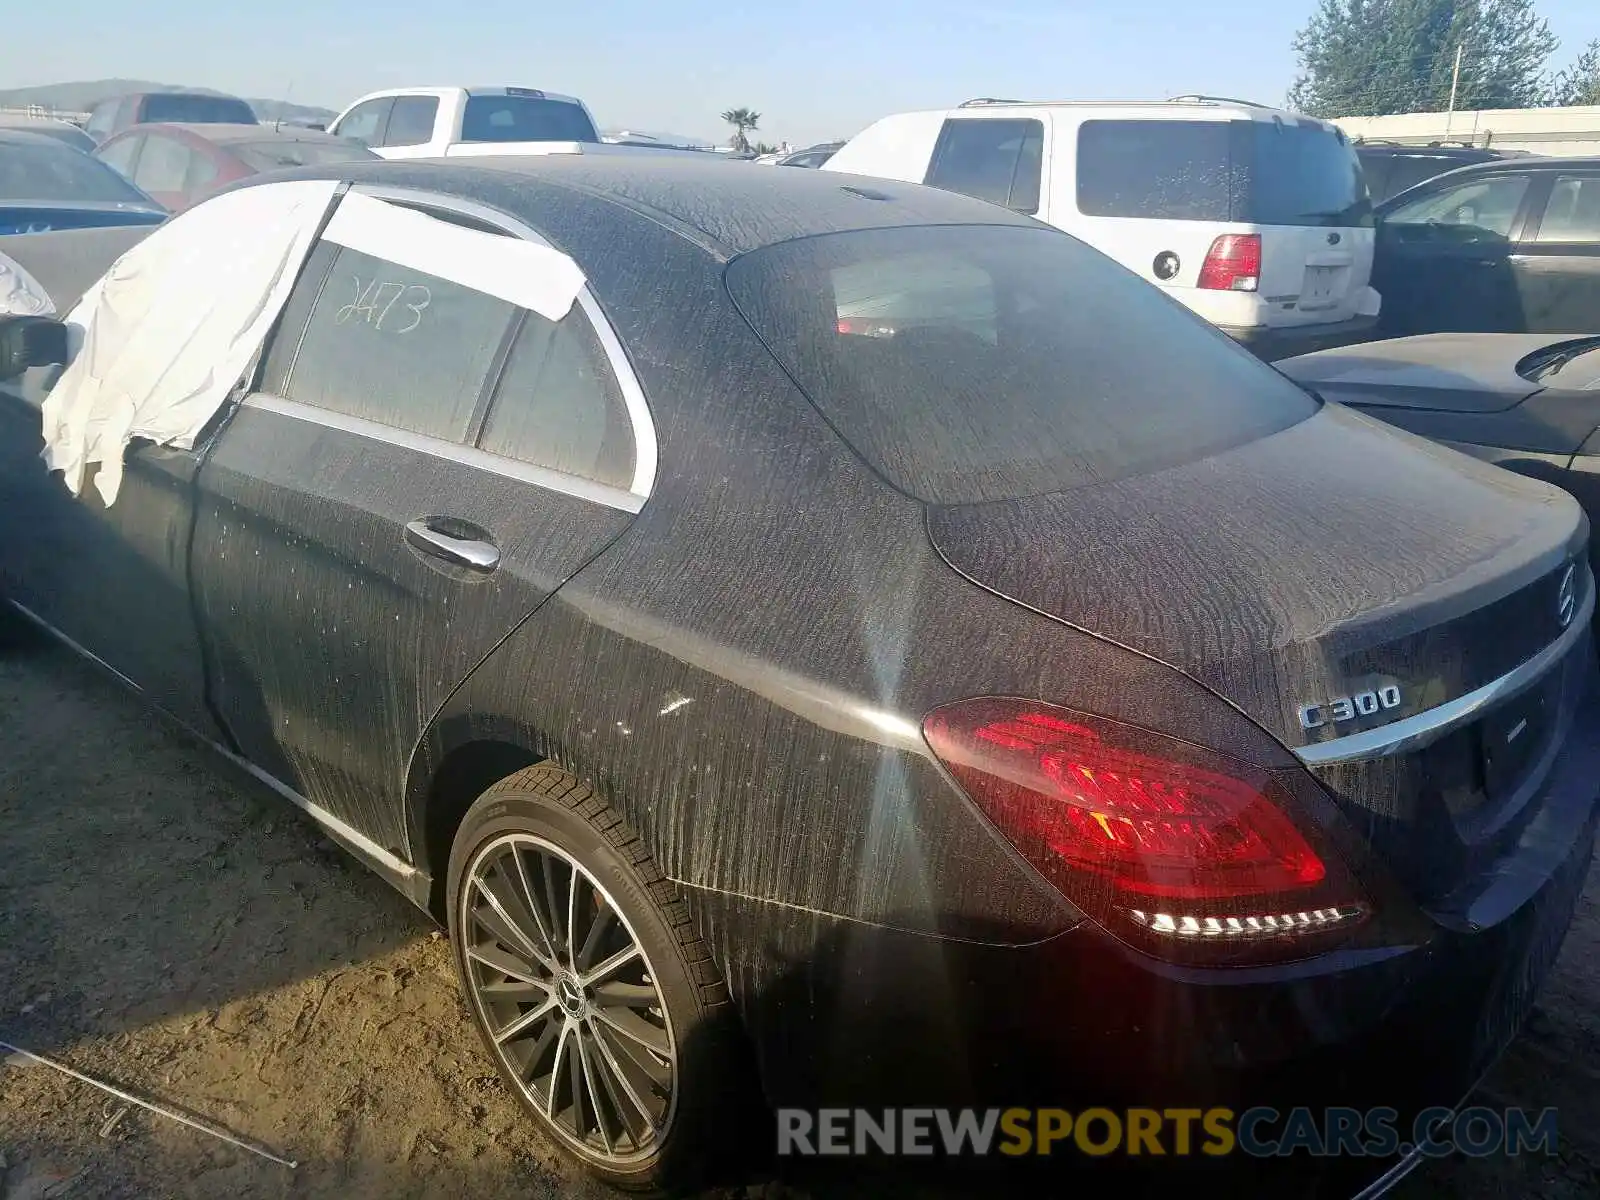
94 123 376 212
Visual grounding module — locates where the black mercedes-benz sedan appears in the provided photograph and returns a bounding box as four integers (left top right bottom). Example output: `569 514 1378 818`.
1 158 1597 1196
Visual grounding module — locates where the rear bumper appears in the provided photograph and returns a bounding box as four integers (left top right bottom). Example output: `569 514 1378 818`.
708 693 1600 1192
1223 313 1379 361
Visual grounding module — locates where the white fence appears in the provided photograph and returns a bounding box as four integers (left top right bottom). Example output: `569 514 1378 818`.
1333 105 1600 156
0 104 91 126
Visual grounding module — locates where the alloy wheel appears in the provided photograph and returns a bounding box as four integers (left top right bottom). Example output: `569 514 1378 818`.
461 832 678 1165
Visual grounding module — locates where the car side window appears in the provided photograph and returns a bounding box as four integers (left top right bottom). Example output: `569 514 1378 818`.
925 119 1044 214
383 96 438 148
1533 176 1600 244
273 244 517 442
259 242 338 396
1383 174 1530 244
333 98 393 147
132 135 191 194
184 148 218 194
97 135 143 177
477 309 636 489
85 100 118 139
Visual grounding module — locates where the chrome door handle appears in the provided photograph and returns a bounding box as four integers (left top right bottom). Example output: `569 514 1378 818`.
404 519 500 572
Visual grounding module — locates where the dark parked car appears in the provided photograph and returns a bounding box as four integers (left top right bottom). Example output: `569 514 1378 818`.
83 91 257 144
1373 155 1600 337
1354 141 1520 206
2 159 1598 1196
0 129 166 237
775 140 844 168
1280 333 1600 568
95 123 377 212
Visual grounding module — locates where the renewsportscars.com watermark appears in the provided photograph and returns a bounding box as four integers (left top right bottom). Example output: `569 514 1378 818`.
777 1106 1559 1159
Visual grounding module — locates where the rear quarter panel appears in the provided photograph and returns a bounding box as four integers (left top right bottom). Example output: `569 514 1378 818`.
404 178 1300 945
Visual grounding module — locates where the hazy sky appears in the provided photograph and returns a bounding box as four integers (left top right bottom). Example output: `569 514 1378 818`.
9 0 1600 145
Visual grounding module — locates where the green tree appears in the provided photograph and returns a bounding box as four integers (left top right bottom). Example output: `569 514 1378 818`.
1549 39 1600 106
720 107 761 153
1289 0 1558 118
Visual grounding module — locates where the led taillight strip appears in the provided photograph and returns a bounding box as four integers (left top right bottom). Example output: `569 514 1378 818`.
1127 905 1367 939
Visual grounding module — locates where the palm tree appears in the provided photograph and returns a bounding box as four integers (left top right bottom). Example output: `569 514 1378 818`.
720 107 761 154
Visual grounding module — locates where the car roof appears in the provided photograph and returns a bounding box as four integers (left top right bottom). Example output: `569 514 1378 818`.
1376 153 1600 208
255 155 1040 257
121 122 353 146
125 90 246 101
0 127 80 149
1355 143 1498 155
923 96 1327 126
1414 153 1600 174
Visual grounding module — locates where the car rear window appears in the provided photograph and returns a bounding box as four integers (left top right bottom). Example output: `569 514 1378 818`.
231 141 371 172
725 225 1319 504
459 96 598 144
924 119 1044 213
1077 118 1371 228
0 140 154 204
140 94 256 124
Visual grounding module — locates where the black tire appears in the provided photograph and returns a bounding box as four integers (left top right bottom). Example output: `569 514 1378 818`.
447 763 751 1194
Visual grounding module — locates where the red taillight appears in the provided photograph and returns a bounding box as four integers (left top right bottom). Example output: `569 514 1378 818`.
1196 233 1261 292
923 698 1365 959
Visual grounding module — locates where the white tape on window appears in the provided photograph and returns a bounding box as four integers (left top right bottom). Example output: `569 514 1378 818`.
322 191 586 322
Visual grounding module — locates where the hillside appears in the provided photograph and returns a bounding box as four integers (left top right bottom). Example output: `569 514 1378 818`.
0 79 335 124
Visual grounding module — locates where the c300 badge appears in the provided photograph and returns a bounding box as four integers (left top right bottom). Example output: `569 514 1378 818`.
1298 684 1403 732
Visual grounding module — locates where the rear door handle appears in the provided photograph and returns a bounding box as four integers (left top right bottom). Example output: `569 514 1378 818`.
404 518 501 572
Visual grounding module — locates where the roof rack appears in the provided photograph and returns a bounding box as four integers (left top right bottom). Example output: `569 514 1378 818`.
1167 93 1271 108
958 97 1027 107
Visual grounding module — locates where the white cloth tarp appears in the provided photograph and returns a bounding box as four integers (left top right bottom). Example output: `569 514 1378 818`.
40 179 342 505
0 248 54 317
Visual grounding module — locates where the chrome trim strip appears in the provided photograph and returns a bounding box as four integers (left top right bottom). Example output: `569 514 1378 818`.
1349 1139 1427 1200
216 745 418 882
8 598 417 882
344 183 660 499
1295 582 1594 766
242 392 645 514
7 601 142 692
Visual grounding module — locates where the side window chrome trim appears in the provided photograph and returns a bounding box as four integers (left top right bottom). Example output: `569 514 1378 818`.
342 183 659 500
241 392 644 515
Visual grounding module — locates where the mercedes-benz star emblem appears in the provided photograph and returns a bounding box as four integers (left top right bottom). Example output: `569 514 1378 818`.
1557 562 1577 629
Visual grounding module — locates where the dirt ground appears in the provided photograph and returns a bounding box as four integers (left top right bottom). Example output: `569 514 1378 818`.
2 632 1599 1200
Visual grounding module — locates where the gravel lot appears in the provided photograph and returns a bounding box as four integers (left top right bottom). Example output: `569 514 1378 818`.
2 629 1599 1199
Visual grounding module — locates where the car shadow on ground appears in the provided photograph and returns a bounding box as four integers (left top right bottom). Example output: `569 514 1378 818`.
0 630 430 1056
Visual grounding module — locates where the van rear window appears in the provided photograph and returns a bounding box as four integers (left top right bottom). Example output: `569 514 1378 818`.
459 96 599 144
1077 119 1371 228
726 224 1318 504
141 94 257 125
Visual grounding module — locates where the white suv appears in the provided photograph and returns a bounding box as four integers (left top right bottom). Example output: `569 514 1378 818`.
823 97 1381 358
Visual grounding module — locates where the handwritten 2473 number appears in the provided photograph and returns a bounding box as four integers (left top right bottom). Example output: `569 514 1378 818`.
336 276 432 333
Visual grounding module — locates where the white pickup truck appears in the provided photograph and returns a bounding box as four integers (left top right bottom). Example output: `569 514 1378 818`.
325 86 639 159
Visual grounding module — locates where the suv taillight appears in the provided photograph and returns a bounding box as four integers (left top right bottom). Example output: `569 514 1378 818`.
1197 233 1261 292
923 698 1366 962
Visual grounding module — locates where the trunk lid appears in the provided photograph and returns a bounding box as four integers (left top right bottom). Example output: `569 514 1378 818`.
1276 332 1559 412
927 404 1591 906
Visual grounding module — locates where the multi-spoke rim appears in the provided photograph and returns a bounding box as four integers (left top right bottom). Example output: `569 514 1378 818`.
461 833 678 1165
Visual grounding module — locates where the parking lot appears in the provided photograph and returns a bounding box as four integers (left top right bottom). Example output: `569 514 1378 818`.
0 631 1596 1199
